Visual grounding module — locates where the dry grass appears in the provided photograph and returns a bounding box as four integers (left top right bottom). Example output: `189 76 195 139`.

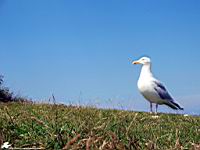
0 102 200 149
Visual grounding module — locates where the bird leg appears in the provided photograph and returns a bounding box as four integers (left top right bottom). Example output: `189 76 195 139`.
155 104 158 114
150 102 153 113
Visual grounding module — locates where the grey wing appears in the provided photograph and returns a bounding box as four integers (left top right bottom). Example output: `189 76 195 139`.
153 80 183 110
153 80 173 100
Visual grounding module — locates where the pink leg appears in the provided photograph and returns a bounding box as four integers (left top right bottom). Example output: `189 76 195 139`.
155 104 158 114
150 103 153 113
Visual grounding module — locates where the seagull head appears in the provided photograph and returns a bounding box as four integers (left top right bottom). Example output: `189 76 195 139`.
132 57 151 65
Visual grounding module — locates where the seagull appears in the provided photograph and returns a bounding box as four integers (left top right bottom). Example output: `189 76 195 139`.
132 56 183 113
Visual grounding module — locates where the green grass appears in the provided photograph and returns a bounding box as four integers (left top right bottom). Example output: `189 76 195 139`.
0 102 200 149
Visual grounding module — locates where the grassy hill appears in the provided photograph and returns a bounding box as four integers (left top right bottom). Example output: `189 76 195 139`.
0 102 200 149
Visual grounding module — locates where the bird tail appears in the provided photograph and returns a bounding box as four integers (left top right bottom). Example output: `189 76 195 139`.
165 100 184 110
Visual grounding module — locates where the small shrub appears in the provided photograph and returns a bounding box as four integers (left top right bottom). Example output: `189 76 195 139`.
0 75 31 103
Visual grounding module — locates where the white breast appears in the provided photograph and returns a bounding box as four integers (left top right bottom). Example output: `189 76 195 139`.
137 65 165 104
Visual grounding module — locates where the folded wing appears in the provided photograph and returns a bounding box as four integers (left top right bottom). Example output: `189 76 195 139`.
153 80 184 110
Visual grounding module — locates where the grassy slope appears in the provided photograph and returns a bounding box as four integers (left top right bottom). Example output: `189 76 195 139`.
0 102 200 149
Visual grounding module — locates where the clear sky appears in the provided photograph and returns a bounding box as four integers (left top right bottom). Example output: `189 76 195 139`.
0 0 200 114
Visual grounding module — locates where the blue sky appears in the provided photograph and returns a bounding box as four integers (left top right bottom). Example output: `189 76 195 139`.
0 0 200 114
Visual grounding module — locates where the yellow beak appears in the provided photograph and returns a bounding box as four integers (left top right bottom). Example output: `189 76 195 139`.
132 61 140 64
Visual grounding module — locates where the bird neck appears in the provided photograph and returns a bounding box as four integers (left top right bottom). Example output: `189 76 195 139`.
140 63 153 79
